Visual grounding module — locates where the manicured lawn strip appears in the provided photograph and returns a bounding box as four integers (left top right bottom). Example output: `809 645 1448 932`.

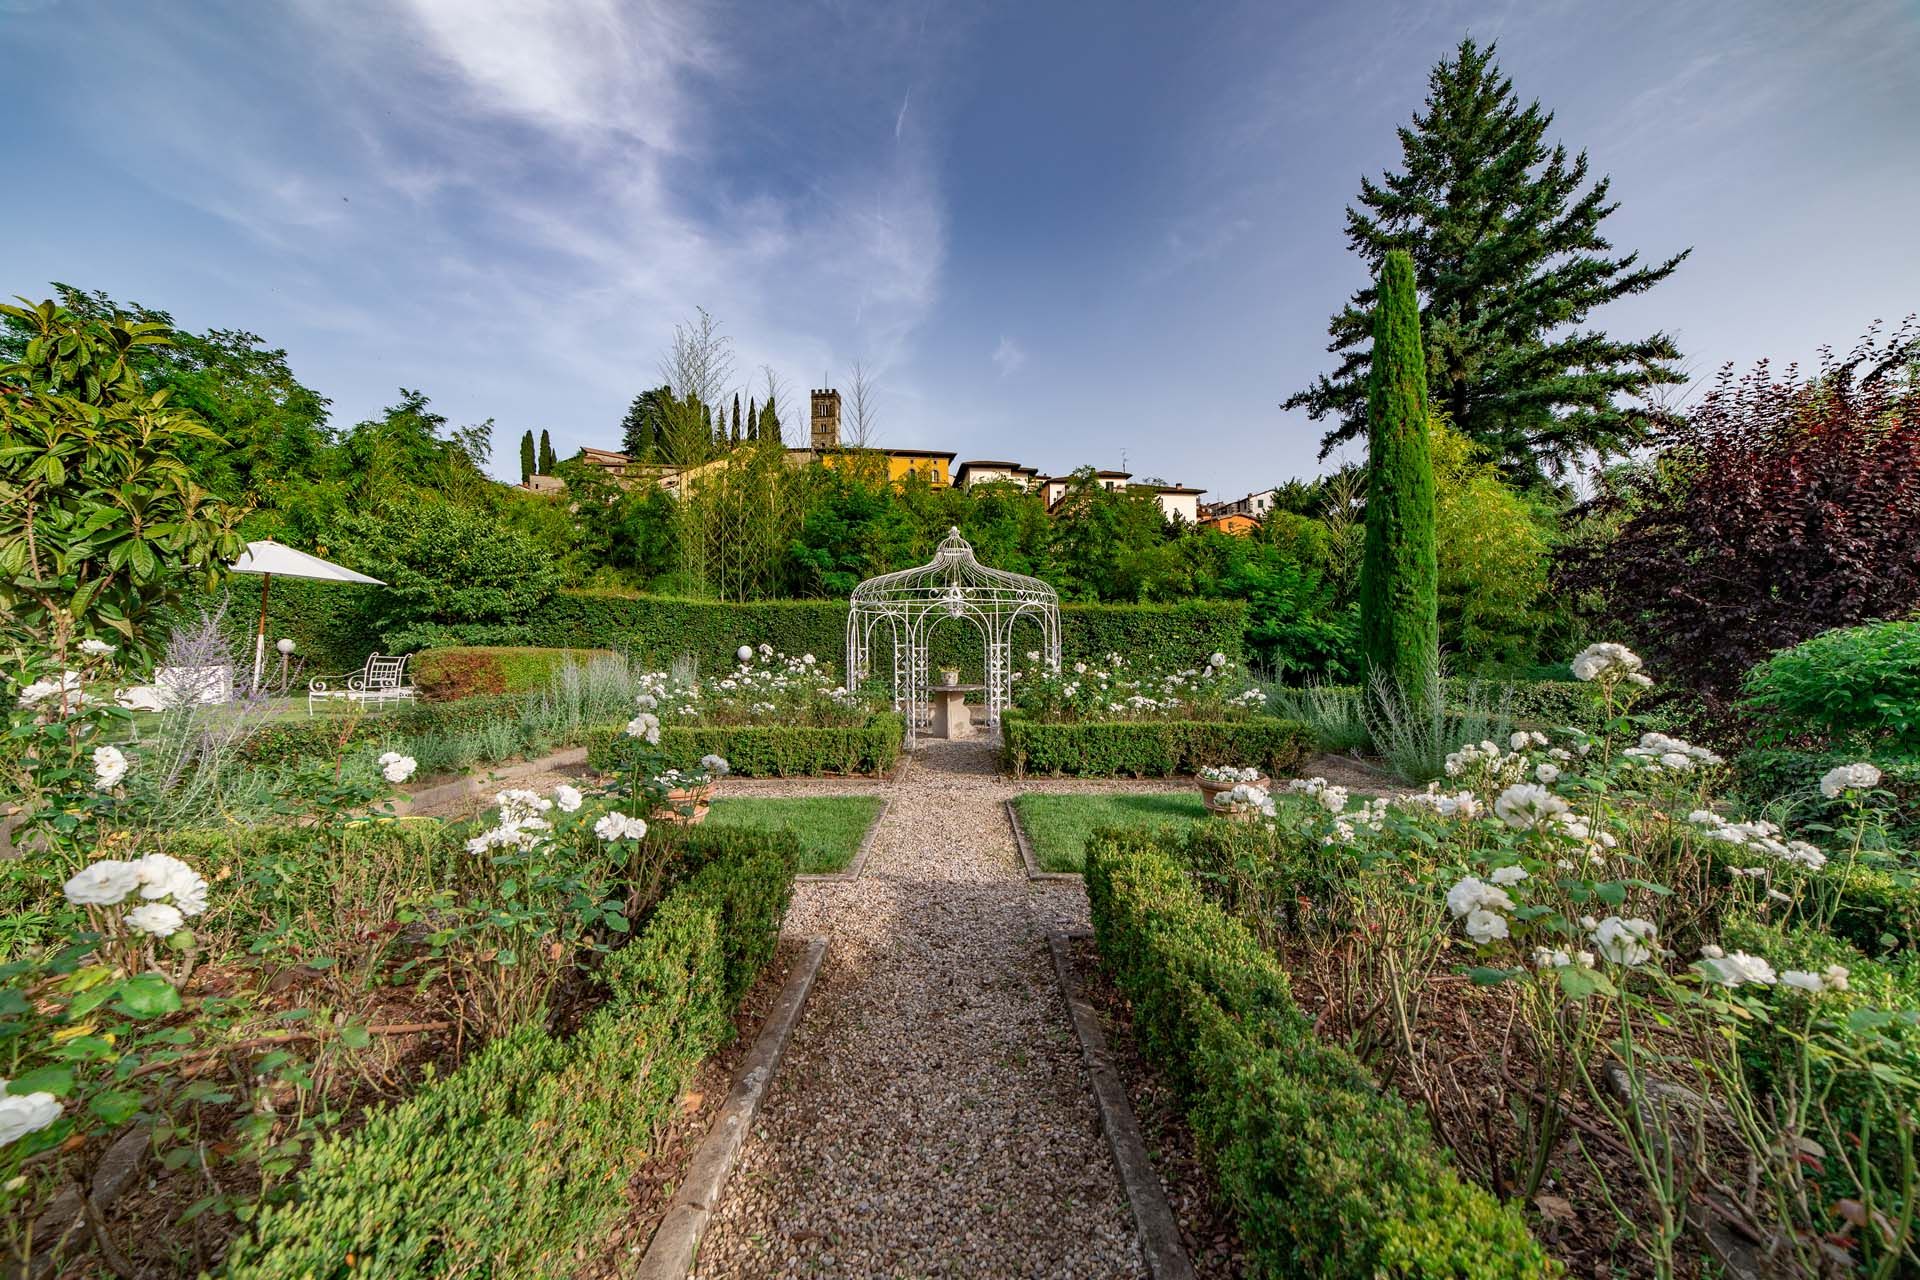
1084 828 1555 1277
1011 792 1208 873
224 826 798 1278
705 795 885 875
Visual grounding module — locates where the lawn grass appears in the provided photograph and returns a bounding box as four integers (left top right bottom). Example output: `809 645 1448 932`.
702 794 886 875
1010 791 1210 874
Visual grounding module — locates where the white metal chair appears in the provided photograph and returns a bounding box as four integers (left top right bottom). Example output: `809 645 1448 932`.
308 654 416 715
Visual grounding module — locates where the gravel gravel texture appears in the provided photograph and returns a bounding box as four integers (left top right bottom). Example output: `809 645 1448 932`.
690 738 1160 1279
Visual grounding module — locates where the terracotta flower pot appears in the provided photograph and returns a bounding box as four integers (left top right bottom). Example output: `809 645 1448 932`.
1195 774 1269 805
654 782 716 826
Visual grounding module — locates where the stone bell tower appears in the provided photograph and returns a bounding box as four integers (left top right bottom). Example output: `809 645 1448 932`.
810 388 841 452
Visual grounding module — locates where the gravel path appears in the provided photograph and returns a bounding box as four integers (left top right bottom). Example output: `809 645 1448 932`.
691 738 1152 1279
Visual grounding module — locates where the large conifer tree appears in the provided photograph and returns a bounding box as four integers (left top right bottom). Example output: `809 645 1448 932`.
537 429 555 474
1286 37 1688 483
620 387 669 458
518 429 535 483
1357 251 1438 699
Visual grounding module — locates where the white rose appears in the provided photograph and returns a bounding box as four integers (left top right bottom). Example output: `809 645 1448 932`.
1489 865 1528 886
132 853 209 916
1445 877 1514 918
553 785 583 812
79 638 117 657
125 902 185 938
625 713 661 745
93 745 129 791
1818 762 1882 799
1494 783 1570 831
1464 908 1509 945
736 645 753 662
1590 916 1657 967
382 755 418 784
63 860 143 908
1699 951 1777 988
0 1088 63 1147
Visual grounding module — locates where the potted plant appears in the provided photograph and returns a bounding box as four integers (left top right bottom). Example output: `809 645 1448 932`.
1196 763 1267 806
1208 780 1273 824
653 753 731 825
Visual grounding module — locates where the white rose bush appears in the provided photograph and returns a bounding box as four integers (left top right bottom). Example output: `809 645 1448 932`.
0 632 461 1249
1171 645 1918 1277
1012 649 1268 722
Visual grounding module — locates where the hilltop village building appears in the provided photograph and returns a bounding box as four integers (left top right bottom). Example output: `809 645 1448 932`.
531 386 1243 528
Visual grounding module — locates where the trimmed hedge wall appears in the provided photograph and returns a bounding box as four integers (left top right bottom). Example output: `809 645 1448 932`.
1001 713 1315 778
225 826 798 1277
585 713 904 778
1084 830 1555 1278
412 646 609 700
243 583 1248 680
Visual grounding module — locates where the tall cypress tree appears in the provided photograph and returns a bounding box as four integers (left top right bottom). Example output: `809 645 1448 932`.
518 430 535 483
747 396 758 441
758 399 781 445
1356 251 1438 701
537 429 555 474
731 393 742 445
1285 37 1688 483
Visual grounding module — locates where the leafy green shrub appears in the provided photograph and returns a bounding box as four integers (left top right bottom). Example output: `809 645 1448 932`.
1740 621 1920 750
1084 832 1554 1278
585 714 904 778
413 646 608 701
1732 747 1920 839
225 829 797 1277
326 502 563 652
1001 714 1314 778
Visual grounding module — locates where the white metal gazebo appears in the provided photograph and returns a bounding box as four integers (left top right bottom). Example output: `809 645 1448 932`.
847 527 1061 740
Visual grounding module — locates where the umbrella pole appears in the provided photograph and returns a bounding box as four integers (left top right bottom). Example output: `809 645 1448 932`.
253 573 271 694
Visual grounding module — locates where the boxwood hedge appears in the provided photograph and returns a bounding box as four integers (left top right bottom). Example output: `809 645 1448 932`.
1084 829 1555 1278
1001 713 1315 778
585 713 904 778
238 579 1248 679
224 826 797 1277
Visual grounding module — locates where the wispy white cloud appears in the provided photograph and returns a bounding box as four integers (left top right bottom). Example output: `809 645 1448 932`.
991 335 1026 376
63 0 953 464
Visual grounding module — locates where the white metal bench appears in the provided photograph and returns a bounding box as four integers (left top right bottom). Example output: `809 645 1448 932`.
308 654 416 715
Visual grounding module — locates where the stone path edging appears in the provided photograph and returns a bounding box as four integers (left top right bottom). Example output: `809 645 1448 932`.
793 798 892 883
1047 931 1198 1280
1005 798 1084 882
634 936 830 1280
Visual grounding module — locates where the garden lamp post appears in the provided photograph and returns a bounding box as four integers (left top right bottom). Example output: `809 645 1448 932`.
228 540 384 693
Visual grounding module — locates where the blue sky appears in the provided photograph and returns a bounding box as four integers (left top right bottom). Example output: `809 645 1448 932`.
4 0 1916 499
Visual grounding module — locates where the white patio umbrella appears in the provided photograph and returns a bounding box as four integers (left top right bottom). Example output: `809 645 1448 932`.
228 540 384 692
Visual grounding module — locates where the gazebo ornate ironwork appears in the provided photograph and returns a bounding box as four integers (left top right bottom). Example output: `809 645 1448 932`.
846 527 1061 741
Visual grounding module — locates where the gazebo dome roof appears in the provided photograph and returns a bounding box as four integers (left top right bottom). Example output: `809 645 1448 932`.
848 527 1058 606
